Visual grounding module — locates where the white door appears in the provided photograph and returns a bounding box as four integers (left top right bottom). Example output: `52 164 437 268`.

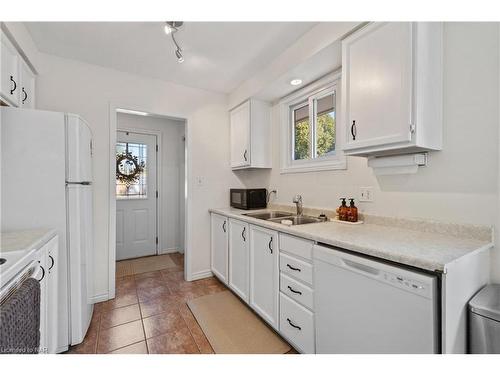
0 31 20 106
229 219 250 302
343 22 413 150
116 131 158 260
249 225 279 329
230 101 251 168
211 214 228 284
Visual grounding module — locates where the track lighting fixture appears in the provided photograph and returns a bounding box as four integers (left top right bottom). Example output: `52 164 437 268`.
165 21 185 63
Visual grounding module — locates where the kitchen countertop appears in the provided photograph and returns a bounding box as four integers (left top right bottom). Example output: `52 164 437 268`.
209 207 493 273
0 228 57 287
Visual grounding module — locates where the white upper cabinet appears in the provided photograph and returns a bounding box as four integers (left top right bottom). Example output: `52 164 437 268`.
230 99 272 169
341 22 443 157
20 59 36 109
1 31 20 107
1 30 36 108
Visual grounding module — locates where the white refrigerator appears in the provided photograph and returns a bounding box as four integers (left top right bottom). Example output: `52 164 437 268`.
1 107 94 352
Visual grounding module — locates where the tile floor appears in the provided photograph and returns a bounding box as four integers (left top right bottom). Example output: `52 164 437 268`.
67 252 223 354
68 252 297 354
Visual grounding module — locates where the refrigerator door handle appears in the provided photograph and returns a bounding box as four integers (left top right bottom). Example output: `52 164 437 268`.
66 181 92 186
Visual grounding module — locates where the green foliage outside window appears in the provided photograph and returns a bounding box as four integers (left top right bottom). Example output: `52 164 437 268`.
294 119 310 160
294 111 335 160
316 111 335 157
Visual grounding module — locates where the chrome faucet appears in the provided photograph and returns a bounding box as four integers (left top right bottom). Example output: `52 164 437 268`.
292 195 303 216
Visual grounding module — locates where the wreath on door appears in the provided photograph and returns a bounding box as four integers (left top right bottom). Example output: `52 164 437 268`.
116 151 145 186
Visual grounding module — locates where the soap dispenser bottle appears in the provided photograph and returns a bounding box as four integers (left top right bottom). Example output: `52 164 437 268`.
339 198 348 221
347 198 358 222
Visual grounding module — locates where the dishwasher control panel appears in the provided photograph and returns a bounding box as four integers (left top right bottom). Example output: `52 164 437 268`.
383 272 432 299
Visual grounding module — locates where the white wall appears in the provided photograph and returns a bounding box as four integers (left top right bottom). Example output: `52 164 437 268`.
35 52 243 298
116 112 185 254
236 23 500 281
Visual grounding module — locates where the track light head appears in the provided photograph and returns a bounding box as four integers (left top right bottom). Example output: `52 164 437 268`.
164 21 184 34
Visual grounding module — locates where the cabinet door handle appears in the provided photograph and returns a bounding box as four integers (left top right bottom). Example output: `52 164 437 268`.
351 120 356 140
22 88 28 103
241 227 246 242
287 318 301 330
10 76 17 95
243 149 248 162
287 285 302 295
286 264 301 272
268 237 273 254
37 264 46 282
222 220 227 233
49 255 55 270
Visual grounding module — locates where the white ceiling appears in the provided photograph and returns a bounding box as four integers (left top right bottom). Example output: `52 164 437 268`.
24 22 317 93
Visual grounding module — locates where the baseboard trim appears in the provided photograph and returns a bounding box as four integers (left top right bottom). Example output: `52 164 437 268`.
158 248 180 255
90 293 109 304
189 269 213 281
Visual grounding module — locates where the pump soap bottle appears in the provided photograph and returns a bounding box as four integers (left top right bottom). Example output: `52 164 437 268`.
347 198 358 222
339 198 348 221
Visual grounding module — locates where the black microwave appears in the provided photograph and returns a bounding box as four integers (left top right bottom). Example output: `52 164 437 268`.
230 188 267 210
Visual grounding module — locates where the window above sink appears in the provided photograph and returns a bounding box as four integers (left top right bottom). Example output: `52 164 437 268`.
280 71 347 174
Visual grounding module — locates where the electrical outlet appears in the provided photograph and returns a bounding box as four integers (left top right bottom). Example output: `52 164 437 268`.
359 187 374 202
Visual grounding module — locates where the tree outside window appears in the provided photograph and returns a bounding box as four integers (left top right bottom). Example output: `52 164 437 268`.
292 91 336 161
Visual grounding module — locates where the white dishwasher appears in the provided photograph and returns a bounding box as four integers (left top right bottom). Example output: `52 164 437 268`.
313 244 439 354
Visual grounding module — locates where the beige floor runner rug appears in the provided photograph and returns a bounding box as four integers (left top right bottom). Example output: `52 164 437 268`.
116 254 177 277
188 290 291 354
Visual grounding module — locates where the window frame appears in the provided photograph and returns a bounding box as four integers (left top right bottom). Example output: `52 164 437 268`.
280 71 346 174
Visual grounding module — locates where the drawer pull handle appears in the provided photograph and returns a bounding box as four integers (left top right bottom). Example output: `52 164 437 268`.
268 237 273 254
222 220 227 233
241 227 246 242
286 264 301 272
287 318 301 330
287 285 302 295
49 255 55 270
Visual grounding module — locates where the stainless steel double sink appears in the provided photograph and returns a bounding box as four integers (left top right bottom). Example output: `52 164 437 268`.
243 211 323 225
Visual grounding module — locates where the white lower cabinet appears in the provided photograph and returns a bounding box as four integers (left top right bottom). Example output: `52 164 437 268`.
33 235 59 354
249 225 279 329
280 273 314 310
211 214 229 284
280 293 315 354
228 219 250 302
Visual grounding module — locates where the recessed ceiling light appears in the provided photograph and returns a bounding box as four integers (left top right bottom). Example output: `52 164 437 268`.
290 79 303 86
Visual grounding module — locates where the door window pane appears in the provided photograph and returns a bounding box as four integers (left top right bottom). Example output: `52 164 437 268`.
315 92 336 157
293 103 310 160
116 142 148 198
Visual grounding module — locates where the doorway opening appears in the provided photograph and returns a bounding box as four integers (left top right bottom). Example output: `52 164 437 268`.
114 109 186 279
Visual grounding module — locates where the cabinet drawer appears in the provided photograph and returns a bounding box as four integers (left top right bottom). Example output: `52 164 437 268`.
280 273 314 311
279 253 313 285
279 293 315 353
279 233 313 260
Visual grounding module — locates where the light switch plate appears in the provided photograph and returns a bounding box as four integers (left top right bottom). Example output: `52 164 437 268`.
359 187 374 202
